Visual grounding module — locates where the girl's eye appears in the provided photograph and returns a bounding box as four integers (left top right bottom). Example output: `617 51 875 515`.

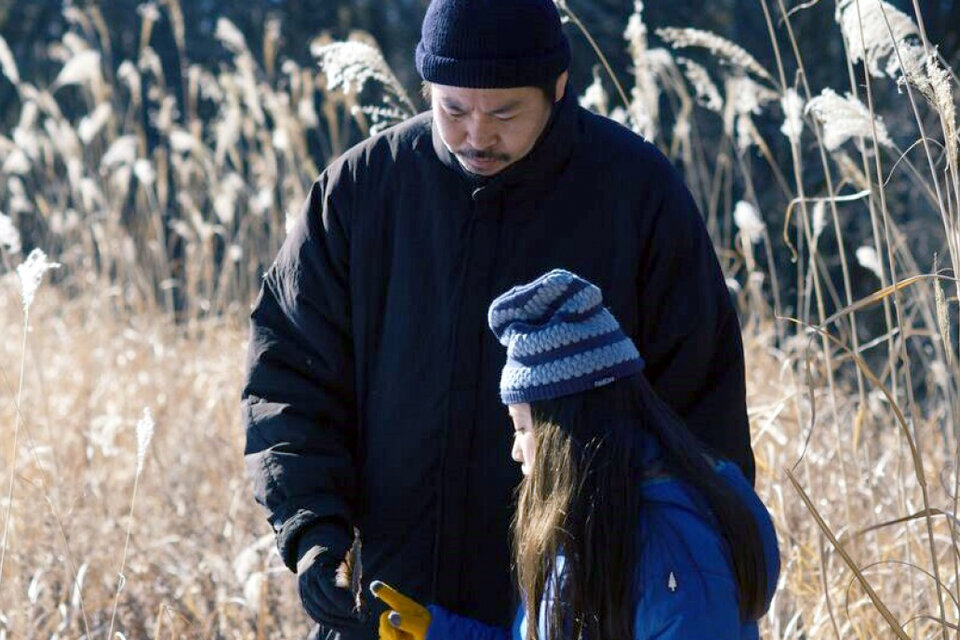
495 115 516 122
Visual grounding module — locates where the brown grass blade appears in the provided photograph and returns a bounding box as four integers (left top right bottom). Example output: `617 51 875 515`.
851 508 960 539
786 469 910 639
820 273 955 328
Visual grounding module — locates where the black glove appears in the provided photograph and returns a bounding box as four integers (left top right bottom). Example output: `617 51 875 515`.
296 520 360 629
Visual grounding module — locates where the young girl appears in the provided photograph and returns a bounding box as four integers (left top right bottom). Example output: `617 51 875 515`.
371 269 779 639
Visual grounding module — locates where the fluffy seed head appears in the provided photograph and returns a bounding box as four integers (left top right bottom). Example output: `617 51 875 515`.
136 408 155 475
17 248 61 313
812 200 828 245
780 88 805 143
657 27 774 84
734 201 765 244
625 2 648 61
678 57 723 113
579 68 609 116
0 211 21 254
101 135 138 168
835 0 919 78
0 34 20 85
215 18 248 54
893 51 956 163
856 246 884 279
805 88 894 150
2 148 31 175
133 159 156 185
78 102 113 144
117 60 142 98
53 50 102 89
169 129 197 154
311 39 408 105
137 2 161 23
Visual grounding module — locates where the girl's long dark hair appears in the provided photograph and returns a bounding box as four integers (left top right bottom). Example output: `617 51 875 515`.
512 372 767 640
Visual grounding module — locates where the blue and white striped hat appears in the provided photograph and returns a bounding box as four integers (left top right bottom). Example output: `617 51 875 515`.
488 269 645 405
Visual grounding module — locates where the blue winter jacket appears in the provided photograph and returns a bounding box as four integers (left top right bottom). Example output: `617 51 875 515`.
424 438 779 640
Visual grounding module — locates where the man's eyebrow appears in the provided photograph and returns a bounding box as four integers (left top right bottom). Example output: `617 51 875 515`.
440 98 465 111
439 99 523 115
489 101 522 115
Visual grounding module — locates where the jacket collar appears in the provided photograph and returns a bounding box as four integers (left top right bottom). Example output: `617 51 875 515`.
430 88 578 196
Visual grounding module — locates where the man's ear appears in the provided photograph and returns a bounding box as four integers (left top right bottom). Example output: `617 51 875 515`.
554 70 570 103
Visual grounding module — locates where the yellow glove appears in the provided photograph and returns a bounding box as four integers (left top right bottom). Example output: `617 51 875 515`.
370 580 432 640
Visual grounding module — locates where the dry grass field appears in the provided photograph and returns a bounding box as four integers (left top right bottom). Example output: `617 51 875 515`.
0 287 954 639
1 0 959 637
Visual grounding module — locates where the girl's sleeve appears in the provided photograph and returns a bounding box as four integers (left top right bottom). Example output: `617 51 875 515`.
634 568 742 640
426 605 513 640
634 495 745 640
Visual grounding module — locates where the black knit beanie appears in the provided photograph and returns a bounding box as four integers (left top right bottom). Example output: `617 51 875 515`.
415 0 570 89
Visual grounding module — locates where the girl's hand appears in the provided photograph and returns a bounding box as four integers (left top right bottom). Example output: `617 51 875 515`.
370 580 432 640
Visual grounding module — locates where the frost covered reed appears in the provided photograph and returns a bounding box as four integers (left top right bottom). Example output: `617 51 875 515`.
734 200 766 244
0 211 20 255
656 27 775 85
678 57 724 113
805 88 894 150
855 245 885 279
779 89 804 144
311 38 416 135
571 2 960 635
16 248 61 314
0 248 59 602
0 4 405 323
0 34 19 85
106 407 155 640
835 0 919 78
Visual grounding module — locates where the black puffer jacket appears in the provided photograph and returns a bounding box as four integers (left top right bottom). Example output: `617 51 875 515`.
242 90 753 637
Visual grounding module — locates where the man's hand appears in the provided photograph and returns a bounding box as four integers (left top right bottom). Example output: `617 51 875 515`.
296 521 360 628
370 581 432 640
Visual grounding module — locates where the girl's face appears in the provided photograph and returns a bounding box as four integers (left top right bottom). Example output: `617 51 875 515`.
508 403 537 476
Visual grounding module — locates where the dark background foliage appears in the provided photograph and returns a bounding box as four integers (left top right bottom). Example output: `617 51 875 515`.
1 0 958 326
2 0 957 122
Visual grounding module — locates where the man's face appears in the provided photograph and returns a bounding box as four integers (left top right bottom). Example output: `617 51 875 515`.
431 73 568 177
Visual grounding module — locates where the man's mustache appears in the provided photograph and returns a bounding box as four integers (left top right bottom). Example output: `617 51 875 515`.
456 148 511 162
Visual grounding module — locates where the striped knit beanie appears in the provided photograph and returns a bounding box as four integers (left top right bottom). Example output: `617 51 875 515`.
488 269 645 405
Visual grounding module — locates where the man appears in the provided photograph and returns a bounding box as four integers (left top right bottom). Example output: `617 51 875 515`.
242 0 754 638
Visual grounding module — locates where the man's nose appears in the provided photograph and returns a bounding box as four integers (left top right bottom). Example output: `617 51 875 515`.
466 117 496 150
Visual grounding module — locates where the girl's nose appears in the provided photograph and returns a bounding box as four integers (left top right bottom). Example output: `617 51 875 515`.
511 438 524 464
